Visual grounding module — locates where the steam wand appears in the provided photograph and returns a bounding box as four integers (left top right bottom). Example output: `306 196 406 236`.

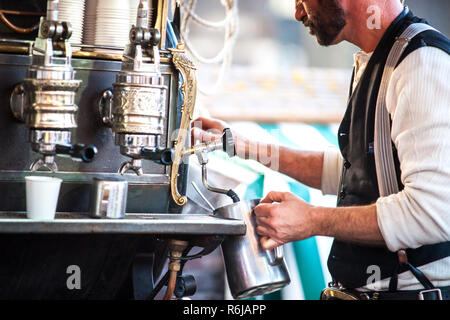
201 158 240 203
185 128 240 203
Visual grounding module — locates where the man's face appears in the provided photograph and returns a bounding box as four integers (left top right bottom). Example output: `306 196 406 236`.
295 0 347 46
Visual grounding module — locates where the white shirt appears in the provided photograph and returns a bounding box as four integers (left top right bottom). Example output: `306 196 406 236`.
321 46 450 291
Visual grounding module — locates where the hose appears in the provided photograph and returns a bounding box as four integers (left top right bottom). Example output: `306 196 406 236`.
147 244 193 300
0 11 41 34
163 269 178 300
160 239 189 300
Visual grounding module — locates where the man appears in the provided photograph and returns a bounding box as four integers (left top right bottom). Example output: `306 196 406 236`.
192 0 450 299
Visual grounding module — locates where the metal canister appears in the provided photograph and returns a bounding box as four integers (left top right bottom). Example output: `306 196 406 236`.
88 178 128 219
214 199 291 299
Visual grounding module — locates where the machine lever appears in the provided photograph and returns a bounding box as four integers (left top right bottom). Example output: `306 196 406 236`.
222 128 236 157
185 128 236 158
141 147 174 165
55 143 98 163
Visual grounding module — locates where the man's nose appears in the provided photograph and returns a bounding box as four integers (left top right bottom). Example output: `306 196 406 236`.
295 3 306 22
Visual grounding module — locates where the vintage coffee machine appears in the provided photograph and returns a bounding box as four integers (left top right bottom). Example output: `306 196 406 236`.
0 0 218 300
0 0 194 214
0 0 290 300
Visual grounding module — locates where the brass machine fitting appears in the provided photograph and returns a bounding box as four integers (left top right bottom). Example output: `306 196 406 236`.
168 239 190 269
163 239 189 300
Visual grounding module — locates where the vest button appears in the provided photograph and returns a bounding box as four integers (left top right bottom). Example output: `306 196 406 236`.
344 161 351 169
339 191 346 199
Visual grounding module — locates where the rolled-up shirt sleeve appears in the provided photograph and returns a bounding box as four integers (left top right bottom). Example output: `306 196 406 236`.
321 145 344 196
376 47 450 252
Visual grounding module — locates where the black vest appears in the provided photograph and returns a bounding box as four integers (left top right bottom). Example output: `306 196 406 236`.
327 8 450 289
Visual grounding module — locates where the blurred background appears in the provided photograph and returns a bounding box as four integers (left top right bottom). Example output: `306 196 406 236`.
187 0 450 123
0 0 447 301
178 0 450 300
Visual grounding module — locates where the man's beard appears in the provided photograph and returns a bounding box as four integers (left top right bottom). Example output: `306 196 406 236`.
302 0 347 46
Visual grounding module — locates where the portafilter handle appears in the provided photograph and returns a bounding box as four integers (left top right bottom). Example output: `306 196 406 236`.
30 143 98 172
55 143 98 163
117 147 174 176
141 147 175 165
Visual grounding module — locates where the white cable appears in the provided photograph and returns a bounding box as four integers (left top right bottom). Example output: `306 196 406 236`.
180 28 236 64
179 0 234 29
178 0 239 95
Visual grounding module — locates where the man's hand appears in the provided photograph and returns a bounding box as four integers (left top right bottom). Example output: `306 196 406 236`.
255 191 386 249
254 191 318 250
191 117 250 157
191 117 229 145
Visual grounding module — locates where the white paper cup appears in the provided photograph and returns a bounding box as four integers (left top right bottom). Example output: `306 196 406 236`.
25 176 63 220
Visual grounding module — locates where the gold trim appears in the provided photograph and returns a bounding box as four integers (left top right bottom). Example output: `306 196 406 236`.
0 44 170 63
73 50 171 63
73 50 123 61
155 0 169 50
0 44 30 55
320 289 359 300
169 43 197 206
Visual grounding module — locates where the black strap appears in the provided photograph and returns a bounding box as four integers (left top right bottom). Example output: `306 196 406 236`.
388 264 399 292
389 250 436 291
406 262 435 290
372 286 450 300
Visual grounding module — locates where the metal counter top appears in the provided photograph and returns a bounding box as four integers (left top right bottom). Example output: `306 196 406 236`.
0 212 246 235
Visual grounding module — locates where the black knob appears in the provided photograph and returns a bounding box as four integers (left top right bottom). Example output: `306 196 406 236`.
76 144 98 163
141 147 174 165
61 21 73 40
150 29 161 47
222 128 236 158
174 274 197 298
55 144 98 163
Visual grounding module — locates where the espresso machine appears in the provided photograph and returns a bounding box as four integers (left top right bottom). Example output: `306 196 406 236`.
9 0 98 172
0 0 191 214
0 0 289 300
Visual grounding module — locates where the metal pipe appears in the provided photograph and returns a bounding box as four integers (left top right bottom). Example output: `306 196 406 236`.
147 245 192 300
202 164 230 196
0 12 40 34
0 10 44 17
136 0 149 29
163 269 177 300
46 0 59 22
162 239 189 300
201 164 240 203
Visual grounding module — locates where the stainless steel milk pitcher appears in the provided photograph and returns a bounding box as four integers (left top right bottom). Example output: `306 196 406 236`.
214 199 291 300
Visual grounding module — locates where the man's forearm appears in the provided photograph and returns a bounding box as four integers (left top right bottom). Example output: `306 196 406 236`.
237 139 324 189
313 203 385 246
